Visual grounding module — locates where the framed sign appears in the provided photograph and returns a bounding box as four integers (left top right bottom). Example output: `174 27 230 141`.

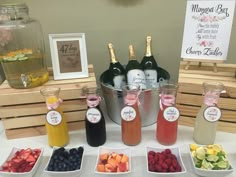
49 33 89 80
181 0 235 61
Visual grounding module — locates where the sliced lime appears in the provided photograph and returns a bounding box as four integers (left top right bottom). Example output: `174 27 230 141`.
201 159 214 169
16 54 25 58
18 57 28 61
206 154 219 162
217 161 228 169
196 147 206 160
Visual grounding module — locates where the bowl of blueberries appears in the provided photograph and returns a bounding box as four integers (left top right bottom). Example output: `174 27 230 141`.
44 146 84 177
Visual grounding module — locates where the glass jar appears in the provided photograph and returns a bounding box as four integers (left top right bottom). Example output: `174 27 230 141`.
0 3 49 88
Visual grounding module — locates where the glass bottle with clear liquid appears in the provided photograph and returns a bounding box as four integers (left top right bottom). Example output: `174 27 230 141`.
193 82 224 145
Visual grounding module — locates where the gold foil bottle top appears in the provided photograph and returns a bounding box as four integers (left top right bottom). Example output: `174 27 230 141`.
128 45 136 60
108 43 118 63
145 36 152 57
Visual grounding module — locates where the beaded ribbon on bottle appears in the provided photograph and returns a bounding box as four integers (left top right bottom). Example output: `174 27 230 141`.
204 91 220 106
86 95 102 108
46 98 63 110
124 93 140 106
159 94 175 111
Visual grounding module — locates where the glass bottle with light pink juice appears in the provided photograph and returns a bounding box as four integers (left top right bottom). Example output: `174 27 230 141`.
193 82 224 145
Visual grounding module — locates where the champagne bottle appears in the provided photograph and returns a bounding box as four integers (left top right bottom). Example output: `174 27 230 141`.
126 45 146 89
107 43 126 89
141 36 158 88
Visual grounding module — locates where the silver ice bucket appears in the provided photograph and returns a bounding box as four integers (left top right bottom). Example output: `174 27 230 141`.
100 70 160 127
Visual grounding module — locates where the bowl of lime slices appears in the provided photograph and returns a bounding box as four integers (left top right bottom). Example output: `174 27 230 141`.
189 144 233 177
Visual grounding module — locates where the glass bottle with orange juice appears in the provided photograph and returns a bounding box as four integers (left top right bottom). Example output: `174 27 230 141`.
40 87 69 147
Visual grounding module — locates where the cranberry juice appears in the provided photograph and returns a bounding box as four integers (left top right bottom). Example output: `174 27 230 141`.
85 98 106 147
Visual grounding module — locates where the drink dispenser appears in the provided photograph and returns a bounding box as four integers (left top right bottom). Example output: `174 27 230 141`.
0 3 49 88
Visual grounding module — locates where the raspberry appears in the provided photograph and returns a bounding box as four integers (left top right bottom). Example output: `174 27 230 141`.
164 149 171 154
148 164 155 172
165 158 172 166
161 162 168 170
155 164 162 172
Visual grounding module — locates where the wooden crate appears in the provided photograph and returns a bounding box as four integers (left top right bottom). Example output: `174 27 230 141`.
177 61 236 133
0 64 97 139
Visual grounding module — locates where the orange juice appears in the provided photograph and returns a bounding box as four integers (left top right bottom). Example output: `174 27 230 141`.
40 87 69 147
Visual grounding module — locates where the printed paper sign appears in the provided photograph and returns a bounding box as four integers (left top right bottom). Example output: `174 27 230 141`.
181 0 235 60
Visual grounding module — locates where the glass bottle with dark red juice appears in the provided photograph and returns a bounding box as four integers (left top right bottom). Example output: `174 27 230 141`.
83 87 106 147
156 82 179 145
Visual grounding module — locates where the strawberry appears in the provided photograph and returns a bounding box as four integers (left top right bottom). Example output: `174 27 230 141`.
26 155 36 162
20 149 31 160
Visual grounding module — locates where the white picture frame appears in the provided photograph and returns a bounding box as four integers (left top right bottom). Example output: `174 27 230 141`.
49 33 89 80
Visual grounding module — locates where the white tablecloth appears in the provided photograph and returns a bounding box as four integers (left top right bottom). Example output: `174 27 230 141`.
0 111 236 177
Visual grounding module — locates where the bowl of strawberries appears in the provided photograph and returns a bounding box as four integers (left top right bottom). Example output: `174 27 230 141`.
95 146 131 175
146 146 186 176
0 147 43 177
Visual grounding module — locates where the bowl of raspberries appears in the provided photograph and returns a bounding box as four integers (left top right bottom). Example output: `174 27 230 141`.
146 146 186 175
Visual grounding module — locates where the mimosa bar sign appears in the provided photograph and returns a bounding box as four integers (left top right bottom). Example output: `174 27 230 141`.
181 0 235 60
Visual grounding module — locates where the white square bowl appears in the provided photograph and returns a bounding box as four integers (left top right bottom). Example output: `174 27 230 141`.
0 147 44 177
189 144 234 177
44 146 84 177
146 146 186 176
95 146 131 175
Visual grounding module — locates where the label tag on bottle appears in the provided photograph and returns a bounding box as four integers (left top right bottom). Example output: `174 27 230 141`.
204 106 221 122
127 69 147 89
163 106 180 122
46 110 62 125
144 69 157 88
86 108 101 123
121 106 136 121
113 75 126 89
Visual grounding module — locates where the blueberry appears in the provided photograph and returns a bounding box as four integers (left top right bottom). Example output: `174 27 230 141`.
63 151 69 158
69 148 77 155
56 147 65 153
59 155 64 161
77 147 84 154
47 166 54 171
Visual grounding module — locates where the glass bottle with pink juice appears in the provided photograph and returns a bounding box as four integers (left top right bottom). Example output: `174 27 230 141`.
193 82 224 145
121 83 142 146
156 82 180 145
